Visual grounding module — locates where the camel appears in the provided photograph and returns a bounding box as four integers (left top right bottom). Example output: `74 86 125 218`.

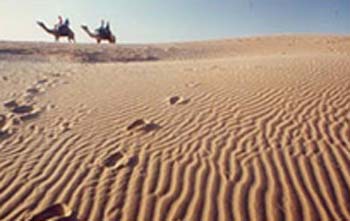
81 25 116 44
37 21 75 43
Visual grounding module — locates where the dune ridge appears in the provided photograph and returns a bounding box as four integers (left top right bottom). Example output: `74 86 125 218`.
0 35 349 221
1 35 350 63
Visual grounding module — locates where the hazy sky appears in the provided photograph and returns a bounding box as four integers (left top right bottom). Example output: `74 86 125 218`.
0 0 349 43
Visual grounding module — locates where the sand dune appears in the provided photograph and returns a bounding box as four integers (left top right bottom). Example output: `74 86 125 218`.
0 35 349 221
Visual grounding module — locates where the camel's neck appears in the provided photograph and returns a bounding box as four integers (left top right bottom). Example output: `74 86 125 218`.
83 28 97 38
39 24 55 35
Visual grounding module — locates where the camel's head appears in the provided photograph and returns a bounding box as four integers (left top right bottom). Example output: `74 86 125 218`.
81 25 88 31
37 21 44 26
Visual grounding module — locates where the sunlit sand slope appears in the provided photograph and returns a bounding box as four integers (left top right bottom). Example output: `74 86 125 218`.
0 35 349 221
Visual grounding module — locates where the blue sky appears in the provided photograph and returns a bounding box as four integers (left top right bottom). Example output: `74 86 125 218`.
0 0 349 43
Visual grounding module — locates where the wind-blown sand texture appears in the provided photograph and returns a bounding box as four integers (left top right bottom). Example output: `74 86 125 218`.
0 35 349 221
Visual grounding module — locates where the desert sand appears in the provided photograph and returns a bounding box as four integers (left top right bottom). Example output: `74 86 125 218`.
0 35 349 221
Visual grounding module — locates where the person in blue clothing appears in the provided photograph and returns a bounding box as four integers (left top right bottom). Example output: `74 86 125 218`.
105 21 111 36
96 19 105 35
64 18 70 27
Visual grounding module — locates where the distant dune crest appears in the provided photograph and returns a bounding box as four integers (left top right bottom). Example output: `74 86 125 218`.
0 35 349 63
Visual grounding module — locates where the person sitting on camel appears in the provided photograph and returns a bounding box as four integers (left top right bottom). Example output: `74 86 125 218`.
63 18 70 28
54 16 63 30
96 20 105 35
105 21 111 36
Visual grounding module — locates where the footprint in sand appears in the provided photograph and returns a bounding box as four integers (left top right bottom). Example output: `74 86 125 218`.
3 100 42 123
126 119 160 133
0 115 9 139
26 87 42 96
142 122 161 133
60 121 72 133
123 155 139 167
0 114 6 129
25 84 47 101
12 105 34 114
4 100 34 114
168 96 191 105
0 114 19 139
29 203 77 221
103 152 123 167
36 78 49 85
0 130 10 140
126 119 145 131
169 96 180 105
27 78 49 95
19 110 41 122
3 100 18 109
103 152 139 169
